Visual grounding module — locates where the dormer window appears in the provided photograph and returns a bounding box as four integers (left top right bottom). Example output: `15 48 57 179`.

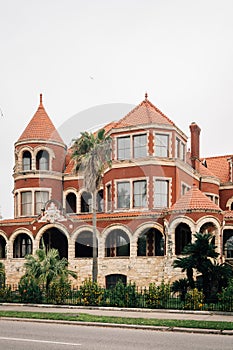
36 150 49 170
22 151 32 171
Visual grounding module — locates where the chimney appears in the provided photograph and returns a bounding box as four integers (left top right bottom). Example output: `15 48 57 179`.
189 122 201 170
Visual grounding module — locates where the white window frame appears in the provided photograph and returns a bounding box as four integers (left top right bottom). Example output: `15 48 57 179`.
153 177 172 209
116 132 148 160
175 137 186 161
115 177 149 210
15 188 51 217
154 132 171 158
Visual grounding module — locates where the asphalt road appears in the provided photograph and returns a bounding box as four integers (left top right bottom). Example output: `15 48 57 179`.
0 320 232 350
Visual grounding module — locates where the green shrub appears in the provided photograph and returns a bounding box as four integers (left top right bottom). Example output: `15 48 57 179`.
185 288 204 310
105 281 139 307
0 285 12 302
145 282 170 308
18 276 43 303
218 279 233 311
79 278 104 306
47 277 72 304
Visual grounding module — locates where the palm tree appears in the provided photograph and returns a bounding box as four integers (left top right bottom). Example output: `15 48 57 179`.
71 129 112 282
173 232 220 298
23 246 77 295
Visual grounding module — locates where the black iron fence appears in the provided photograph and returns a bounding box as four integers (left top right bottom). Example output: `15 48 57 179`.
0 284 233 312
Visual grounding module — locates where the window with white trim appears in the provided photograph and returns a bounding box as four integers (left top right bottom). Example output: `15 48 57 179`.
117 182 130 208
35 191 49 215
106 183 112 212
22 151 32 171
36 150 49 170
133 134 147 158
133 180 147 207
155 134 169 157
117 179 147 209
176 138 186 161
154 179 169 208
21 191 32 216
117 136 130 160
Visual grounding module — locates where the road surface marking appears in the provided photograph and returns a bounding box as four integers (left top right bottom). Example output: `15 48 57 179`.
0 336 82 346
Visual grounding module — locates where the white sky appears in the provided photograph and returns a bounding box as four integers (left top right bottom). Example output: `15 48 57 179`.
1 0 233 218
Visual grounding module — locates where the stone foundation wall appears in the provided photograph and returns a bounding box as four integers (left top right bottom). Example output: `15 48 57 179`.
3 255 184 288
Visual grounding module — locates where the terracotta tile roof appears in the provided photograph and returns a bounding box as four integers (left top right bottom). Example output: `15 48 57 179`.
170 185 221 213
70 210 163 221
224 210 233 219
204 155 231 183
198 162 219 178
0 217 34 225
113 96 175 129
64 155 74 174
18 94 64 144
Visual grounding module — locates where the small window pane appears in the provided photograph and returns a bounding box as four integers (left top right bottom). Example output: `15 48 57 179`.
133 180 147 207
22 151 32 171
36 150 49 170
35 191 49 215
21 192 32 216
117 182 130 208
155 180 168 208
117 137 130 160
155 134 169 157
133 134 147 158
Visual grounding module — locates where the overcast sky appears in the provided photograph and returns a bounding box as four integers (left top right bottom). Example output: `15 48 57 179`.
1 0 233 218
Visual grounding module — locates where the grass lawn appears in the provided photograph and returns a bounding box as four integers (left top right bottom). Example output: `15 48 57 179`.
0 311 232 330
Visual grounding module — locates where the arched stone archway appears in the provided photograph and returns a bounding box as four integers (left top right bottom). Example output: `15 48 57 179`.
40 227 68 259
175 223 191 255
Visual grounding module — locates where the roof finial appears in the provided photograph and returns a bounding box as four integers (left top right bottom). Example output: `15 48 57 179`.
40 93 43 105
145 92 148 100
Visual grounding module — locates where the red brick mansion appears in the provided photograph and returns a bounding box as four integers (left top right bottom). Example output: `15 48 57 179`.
0 94 233 287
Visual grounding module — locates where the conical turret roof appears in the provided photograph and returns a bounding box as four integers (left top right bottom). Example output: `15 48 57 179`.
170 185 221 213
113 93 175 129
18 94 64 144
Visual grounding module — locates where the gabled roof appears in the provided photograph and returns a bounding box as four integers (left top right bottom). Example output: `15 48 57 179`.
204 155 231 183
113 94 175 129
18 94 64 144
170 185 221 213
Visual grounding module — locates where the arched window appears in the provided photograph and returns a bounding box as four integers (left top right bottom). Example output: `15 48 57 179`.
0 236 6 258
13 233 32 258
137 228 164 256
75 231 98 258
105 229 130 257
223 230 233 259
106 274 127 289
175 223 191 255
81 191 92 213
66 192 77 213
36 150 49 170
22 151 32 171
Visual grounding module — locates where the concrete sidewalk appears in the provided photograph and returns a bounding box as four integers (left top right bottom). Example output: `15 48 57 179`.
1 303 233 323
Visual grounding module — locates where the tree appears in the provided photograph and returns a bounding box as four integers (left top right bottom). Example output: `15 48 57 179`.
173 232 232 299
0 261 5 288
23 245 77 296
71 129 112 282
